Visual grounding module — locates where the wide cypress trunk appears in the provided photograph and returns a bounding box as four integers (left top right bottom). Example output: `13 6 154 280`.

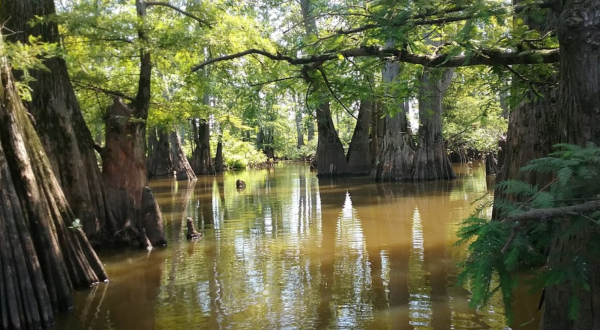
300 0 346 176
102 98 165 246
369 101 384 165
101 0 165 247
191 118 213 175
413 68 456 181
170 130 196 180
147 126 173 178
494 93 555 187
0 0 117 245
146 127 195 180
0 56 107 330
372 51 415 181
315 102 349 176
540 2 600 329
346 100 372 175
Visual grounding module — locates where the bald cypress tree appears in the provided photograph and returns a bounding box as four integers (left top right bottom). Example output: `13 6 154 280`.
0 46 107 330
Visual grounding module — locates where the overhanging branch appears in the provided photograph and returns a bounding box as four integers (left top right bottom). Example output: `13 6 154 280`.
73 80 136 102
191 47 559 72
503 201 600 223
145 1 210 27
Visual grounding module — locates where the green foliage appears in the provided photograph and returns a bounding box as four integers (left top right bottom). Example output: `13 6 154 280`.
0 35 59 100
285 138 318 161
444 67 508 153
457 143 600 323
218 131 267 169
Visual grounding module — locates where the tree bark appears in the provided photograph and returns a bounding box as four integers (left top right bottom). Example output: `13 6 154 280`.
146 126 195 180
191 118 213 175
100 0 165 248
413 68 456 181
170 130 196 180
295 96 305 148
495 93 556 187
372 44 416 181
102 98 164 245
485 152 499 176
0 55 107 329
300 0 347 176
146 126 173 178
346 100 372 175
0 0 118 246
540 2 600 329
307 118 315 142
315 102 349 176
369 101 384 165
214 138 224 173
259 127 275 159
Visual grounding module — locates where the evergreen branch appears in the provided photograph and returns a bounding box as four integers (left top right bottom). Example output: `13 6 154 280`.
500 177 557 253
191 47 559 72
145 1 210 27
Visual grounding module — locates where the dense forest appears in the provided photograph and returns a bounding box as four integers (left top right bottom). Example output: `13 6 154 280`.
1 0 600 329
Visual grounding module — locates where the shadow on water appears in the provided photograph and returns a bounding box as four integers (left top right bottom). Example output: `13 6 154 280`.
55 162 540 329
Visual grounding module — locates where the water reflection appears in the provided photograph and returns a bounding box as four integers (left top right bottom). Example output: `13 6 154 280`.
56 162 539 329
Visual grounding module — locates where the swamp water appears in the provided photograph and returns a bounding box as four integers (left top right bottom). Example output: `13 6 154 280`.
56 163 540 329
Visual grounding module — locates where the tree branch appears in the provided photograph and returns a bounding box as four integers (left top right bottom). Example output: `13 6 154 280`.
145 1 210 26
317 68 358 120
503 201 600 223
191 47 559 72
248 75 302 87
318 1 550 42
73 80 136 102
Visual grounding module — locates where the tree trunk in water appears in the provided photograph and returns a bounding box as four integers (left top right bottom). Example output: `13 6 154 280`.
146 126 173 178
372 48 415 181
300 0 317 146
259 128 275 159
147 127 195 181
296 108 304 148
0 0 117 246
192 119 213 175
0 57 107 329
369 101 384 165
316 102 349 176
170 130 196 180
214 138 224 173
413 68 456 181
98 0 165 247
485 152 499 176
102 98 164 246
346 100 372 175
540 2 600 329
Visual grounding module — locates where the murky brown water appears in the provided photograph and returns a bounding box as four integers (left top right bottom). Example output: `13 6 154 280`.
56 163 540 329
